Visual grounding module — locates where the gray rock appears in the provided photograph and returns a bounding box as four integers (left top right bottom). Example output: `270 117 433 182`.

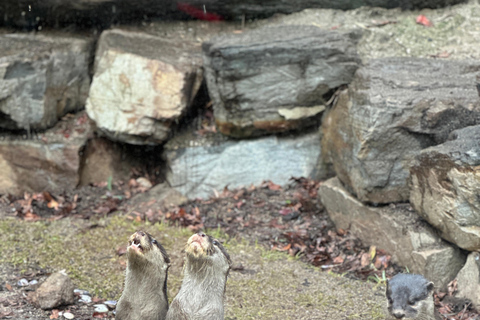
165 130 322 199
128 182 189 211
0 33 91 130
35 271 75 310
86 29 203 145
0 111 93 196
203 25 360 138
321 58 480 204
319 177 466 289
410 125 480 251
456 252 480 309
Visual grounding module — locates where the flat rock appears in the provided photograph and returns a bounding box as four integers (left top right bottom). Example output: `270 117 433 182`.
202 25 360 138
128 182 188 212
410 125 480 251
321 58 480 204
456 252 480 309
0 111 93 196
86 28 203 145
34 271 75 310
318 177 466 289
0 33 92 130
165 130 322 199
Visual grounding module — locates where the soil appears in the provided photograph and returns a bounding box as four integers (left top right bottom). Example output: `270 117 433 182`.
0 179 478 319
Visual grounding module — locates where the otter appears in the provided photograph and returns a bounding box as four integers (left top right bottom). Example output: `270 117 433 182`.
386 273 440 320
166 232 232 320
116 231 170 320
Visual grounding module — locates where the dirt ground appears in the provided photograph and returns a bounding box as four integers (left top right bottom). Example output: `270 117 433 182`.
0 179 478 320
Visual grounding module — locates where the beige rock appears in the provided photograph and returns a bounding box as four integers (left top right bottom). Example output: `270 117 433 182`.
0 112 93 196
86 29 203 145
456 252 480 309
34 271 75 310
410 125 480 251
319 177 466 289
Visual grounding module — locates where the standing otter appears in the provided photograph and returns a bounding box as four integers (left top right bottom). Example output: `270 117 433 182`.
166 232 232 320
116 231 170 320
386 273 440 320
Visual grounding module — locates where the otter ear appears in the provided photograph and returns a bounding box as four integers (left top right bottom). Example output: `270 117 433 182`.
426 281 434 295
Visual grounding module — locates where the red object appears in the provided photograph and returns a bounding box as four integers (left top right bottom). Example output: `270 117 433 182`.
415 15 433 27
177 2 223 21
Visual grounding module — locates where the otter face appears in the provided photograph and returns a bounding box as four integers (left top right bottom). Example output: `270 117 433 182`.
386 274 434 319
127 231 170 267
185 232 231 271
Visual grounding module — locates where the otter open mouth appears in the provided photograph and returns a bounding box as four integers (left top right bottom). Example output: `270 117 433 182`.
130 238 143 253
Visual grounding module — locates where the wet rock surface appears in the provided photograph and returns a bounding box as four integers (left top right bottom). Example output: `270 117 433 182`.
321 58 480 204
319 177 466 289
410 125 480 251
0 112 93 196
0 33 92 130
203 25 360 138
86 28 203 145
165 130 322 199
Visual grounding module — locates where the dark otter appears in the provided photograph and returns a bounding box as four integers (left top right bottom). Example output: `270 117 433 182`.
116 231 170 320
166 232 232 320
386 273 439 320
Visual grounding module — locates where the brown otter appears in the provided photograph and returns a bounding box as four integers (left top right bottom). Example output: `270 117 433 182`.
166 232 232 320
386 273 440 320
116 231 170 320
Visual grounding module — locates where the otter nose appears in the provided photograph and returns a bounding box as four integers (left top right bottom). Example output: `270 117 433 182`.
393 311 405 319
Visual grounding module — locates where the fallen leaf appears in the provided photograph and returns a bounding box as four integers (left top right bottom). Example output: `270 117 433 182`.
50 309 59 319
416 14 433 27
5 283 12 291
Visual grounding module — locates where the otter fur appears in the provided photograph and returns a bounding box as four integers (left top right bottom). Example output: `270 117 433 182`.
166 232 232 320
116 231 170 320
386 273 440 320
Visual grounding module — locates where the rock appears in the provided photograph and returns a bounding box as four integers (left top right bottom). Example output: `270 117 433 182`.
93 304 109 313
202 25 360 138
78 295 92 304
63 312 75 319
409 125 480 251
0 0 465 29
456 252 480 309
0 111 93 196
165 130 322 199
34 271 75 310
318 177 466 289
0 33 92 130
86 28 203 145
321 58 480 204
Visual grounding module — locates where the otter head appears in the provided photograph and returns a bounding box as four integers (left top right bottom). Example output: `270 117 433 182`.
127 231 170 270
386 274 434 319
185 232 231 274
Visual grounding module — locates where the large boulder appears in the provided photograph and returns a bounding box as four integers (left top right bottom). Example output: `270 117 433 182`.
86 28 203 145
165 130 323 199
202 25 360 138
319 177 466 289
410 125 480 251
0 33 92 130
0 112 93 196
33 271 75 310
321 58 480 204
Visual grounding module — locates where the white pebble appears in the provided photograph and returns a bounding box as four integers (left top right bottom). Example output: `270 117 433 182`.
79 295 92 303
63 312 75 319
94 304 109 313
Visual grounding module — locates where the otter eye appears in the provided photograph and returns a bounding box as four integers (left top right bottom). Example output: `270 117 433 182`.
152 239 158 245
213 240 219 246
408 300 415 306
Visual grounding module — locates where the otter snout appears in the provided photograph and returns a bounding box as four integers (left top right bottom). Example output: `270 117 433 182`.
392 310 405 319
